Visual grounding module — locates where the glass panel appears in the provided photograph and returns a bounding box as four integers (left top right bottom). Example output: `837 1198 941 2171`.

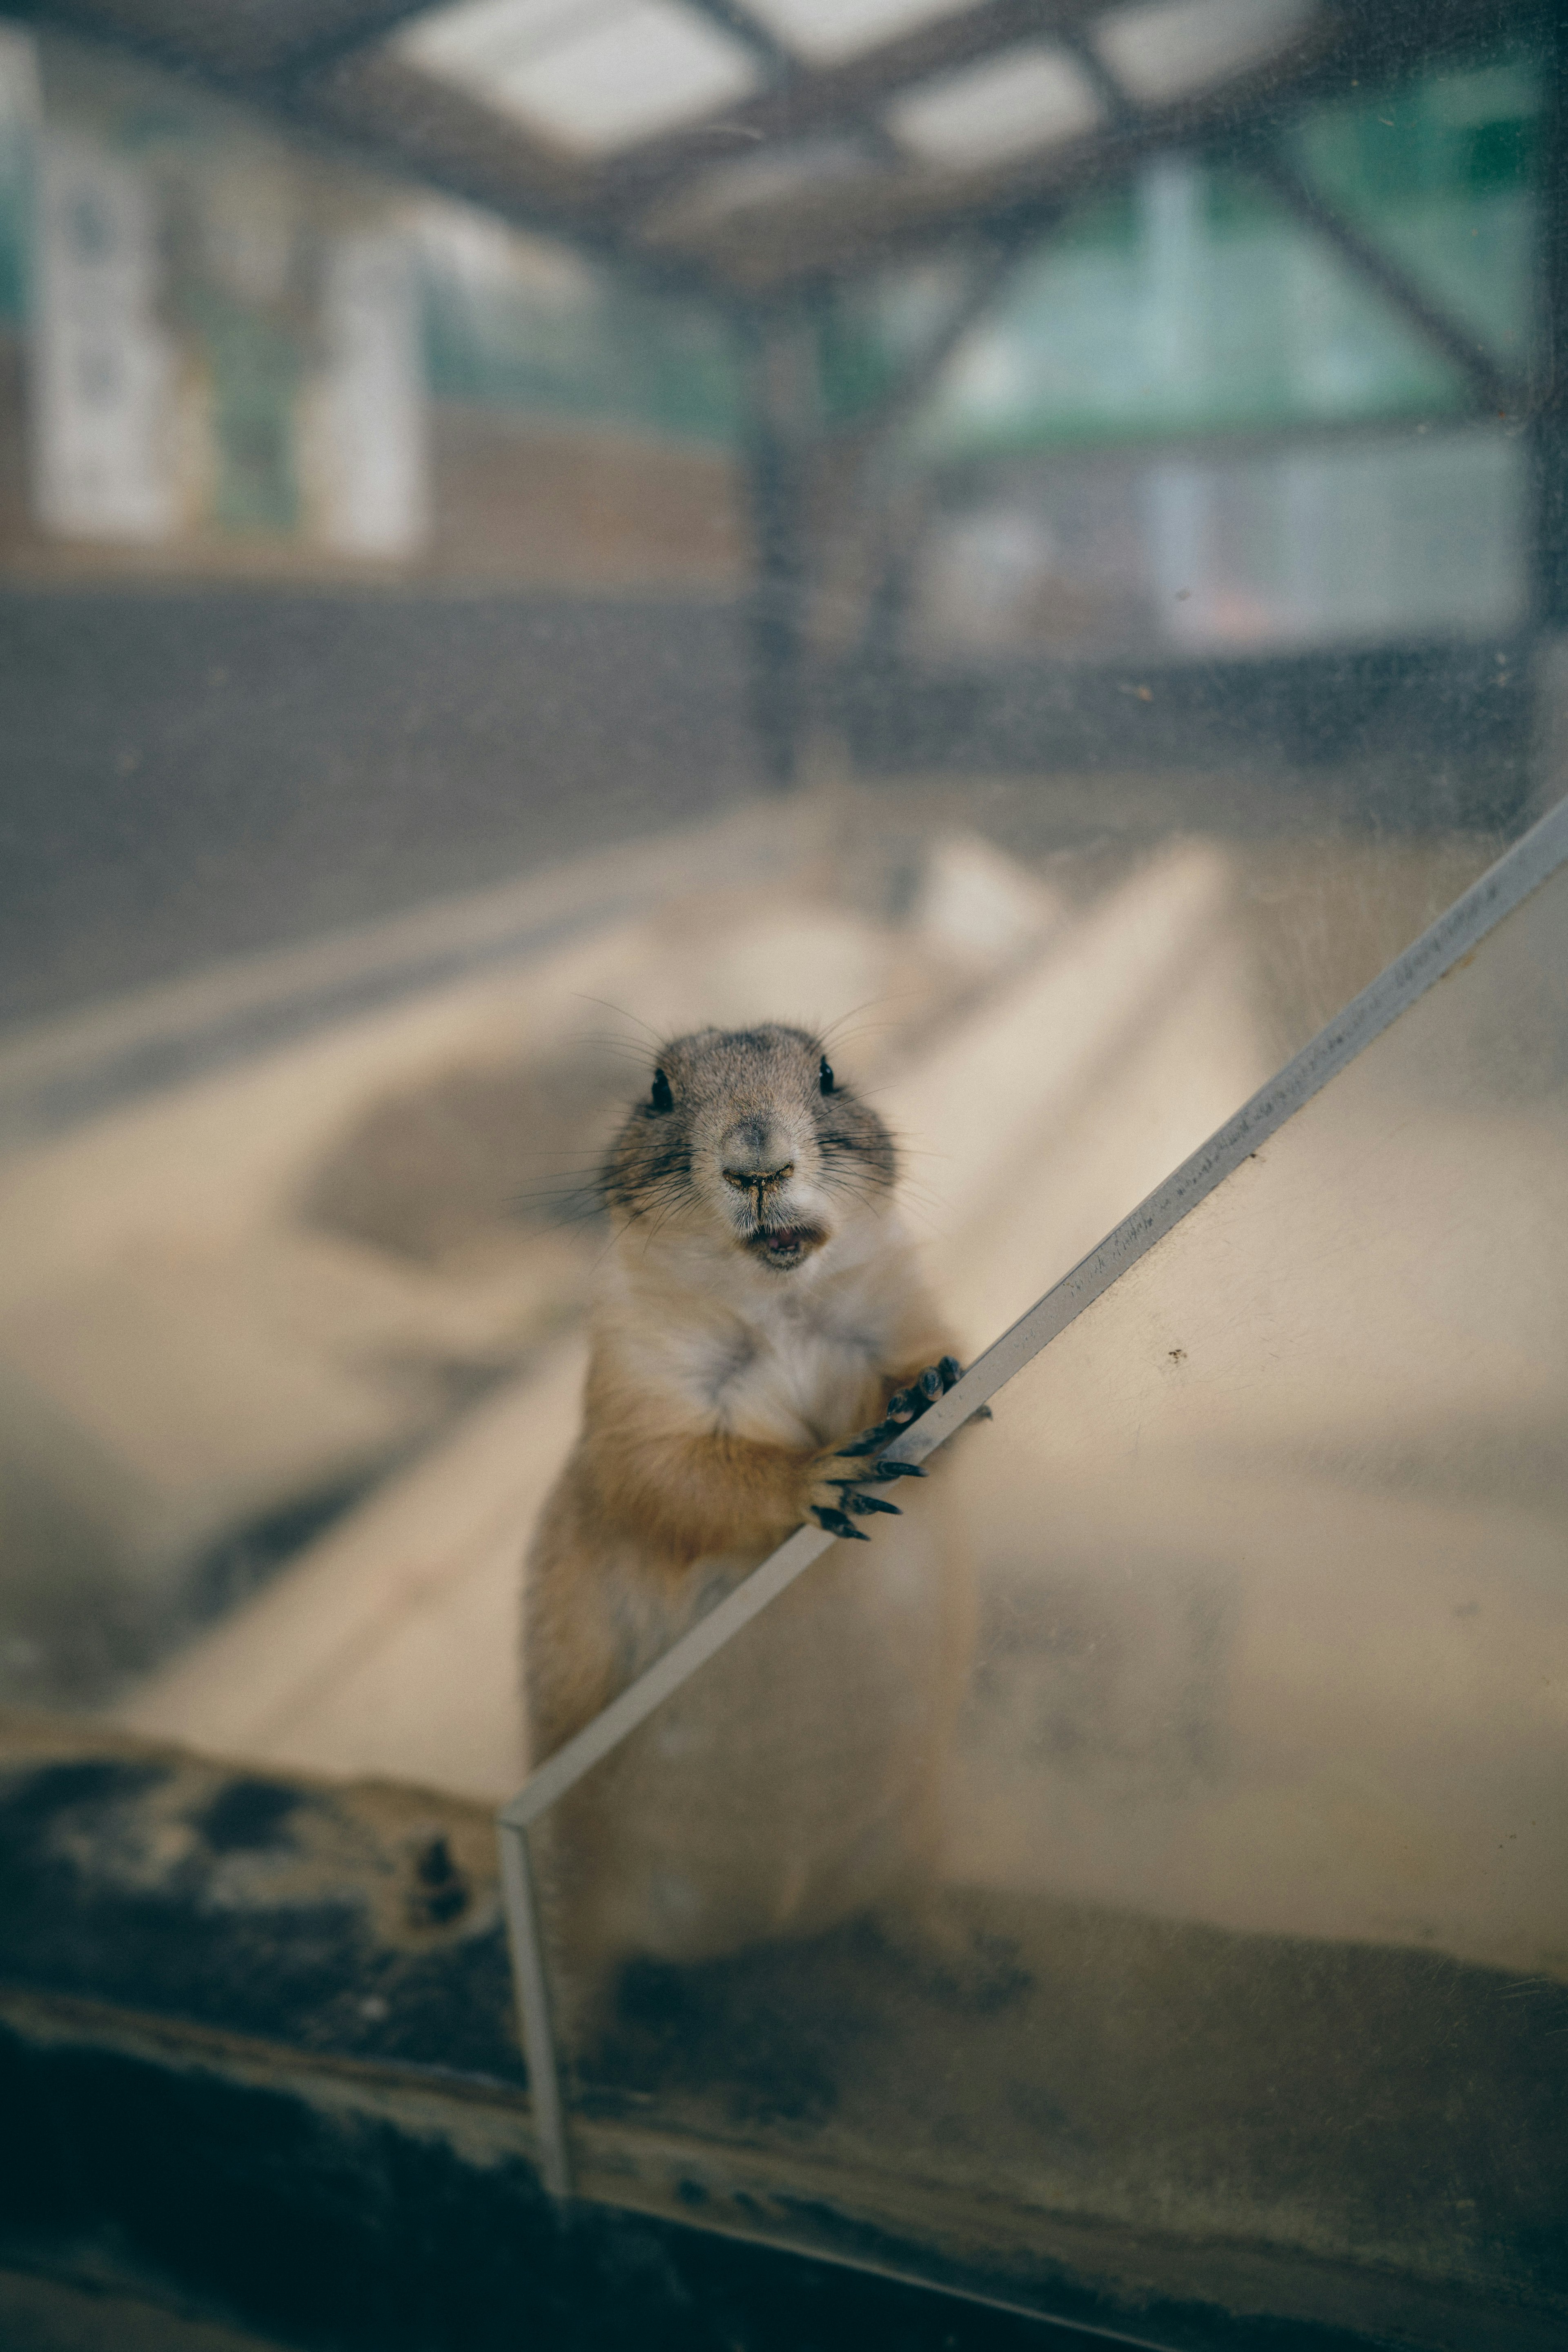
2 0 1565 2330
0 0 1560 2069
521 854 1568 2336
885 47 1105 170
392 0 603 86
394 0 761 151
1093 0 1320 106
742 0 979 68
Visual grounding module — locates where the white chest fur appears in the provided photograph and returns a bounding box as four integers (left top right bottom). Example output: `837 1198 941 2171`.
603 1214 915 1451
708 1295 876 1448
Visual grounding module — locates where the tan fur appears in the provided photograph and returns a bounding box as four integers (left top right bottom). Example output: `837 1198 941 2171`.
521 1024 974 2039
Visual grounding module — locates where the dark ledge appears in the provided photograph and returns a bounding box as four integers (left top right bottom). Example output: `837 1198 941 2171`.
0 1713 523 2086
2 1713 1564 2352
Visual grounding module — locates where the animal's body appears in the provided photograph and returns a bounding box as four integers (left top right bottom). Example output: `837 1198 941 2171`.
521 1024 976 2034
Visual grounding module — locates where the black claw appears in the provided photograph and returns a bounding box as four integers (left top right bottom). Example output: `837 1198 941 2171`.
918 1365 944 1400
969 1402 993 1421
939 1355 962 1388
836 1422 896 1457
884 1389 920 1422
872 1458 926 1480
848 1492 901 1516
813 1506 870 1540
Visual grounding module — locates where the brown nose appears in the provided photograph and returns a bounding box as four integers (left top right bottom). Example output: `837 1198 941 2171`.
723 1160 793 1197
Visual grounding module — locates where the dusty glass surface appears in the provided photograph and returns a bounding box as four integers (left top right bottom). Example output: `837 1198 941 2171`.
0 0 1564 2337
0 0 1560 2099
522 855 1568 2333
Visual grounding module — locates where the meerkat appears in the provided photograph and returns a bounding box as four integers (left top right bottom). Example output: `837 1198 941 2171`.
521 1022 982 2045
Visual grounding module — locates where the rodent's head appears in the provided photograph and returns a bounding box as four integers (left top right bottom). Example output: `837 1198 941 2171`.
602 1024 897 1276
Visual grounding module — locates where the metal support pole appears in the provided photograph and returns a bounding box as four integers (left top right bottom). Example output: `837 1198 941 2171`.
739 305 812 790
813 240 1023 693
738 249 1022 779
1531 9 1568 814
1532 11 1568 624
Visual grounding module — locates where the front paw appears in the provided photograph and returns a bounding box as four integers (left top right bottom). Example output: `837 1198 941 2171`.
805 1449 924 1541
833 1355 965 1459
806 1469 904 1541
808 1360 977 1540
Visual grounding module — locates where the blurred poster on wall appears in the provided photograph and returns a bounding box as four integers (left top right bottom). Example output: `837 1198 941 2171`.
311 231 428 558
22 31 430 566
32 131 175 540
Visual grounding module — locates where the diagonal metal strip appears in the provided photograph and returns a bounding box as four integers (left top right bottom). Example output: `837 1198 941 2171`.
498 786 1568 2193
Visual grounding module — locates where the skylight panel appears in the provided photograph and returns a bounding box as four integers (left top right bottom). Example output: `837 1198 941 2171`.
392 0 760 154
742 0 976 68
1091 0 1316 106
395 0 606 85
887 44 1103 169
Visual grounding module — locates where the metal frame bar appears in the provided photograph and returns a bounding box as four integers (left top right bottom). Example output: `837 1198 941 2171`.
1072 31 1526 421
737 302 815 786
499 788 1568 2201
598 0 1106 221
806 239 1025 675
737 236 1025 777
1531 3 1568 629
498 1818 571 2199
1241 143 1527 418
686 0 1518 292
824 235 1025 456
15 0 1533 307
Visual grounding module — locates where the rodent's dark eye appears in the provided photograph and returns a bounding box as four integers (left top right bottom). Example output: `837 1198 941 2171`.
649 1069 673 1115
819 1057 835 1096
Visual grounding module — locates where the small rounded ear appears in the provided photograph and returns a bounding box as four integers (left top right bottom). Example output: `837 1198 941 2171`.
649 1069 673 1115
819 1056 835 1096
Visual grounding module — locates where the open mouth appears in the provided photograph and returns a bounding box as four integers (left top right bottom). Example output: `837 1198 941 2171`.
743 1223 825 1269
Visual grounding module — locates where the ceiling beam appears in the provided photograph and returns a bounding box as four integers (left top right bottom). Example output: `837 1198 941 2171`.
598 0 1107 219
1242 142 1527 416
7 0 730 298
644 0 1534 291
303 51 735 297
270 1 463 86
11 0 1546 310
1084 6 1528 418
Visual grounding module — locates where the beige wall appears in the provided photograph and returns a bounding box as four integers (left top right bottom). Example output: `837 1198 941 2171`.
423 405 745 591
0 345 748 593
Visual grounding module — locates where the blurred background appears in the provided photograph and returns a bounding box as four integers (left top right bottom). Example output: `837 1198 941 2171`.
1 5 1566 2342
0 0 1555 1030
0 0 1561 1916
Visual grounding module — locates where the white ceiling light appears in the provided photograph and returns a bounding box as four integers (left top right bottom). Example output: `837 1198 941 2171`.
887 43 1104 169
393 0 761 153
1092 0 1316 106
742 0 978 67
747 0 982 67
396 0 607 85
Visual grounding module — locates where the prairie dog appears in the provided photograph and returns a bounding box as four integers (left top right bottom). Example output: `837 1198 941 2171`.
521 1023 976 2036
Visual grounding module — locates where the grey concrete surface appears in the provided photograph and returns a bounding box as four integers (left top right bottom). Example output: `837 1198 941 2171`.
0 586 758 1032
0 579 1532 1045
